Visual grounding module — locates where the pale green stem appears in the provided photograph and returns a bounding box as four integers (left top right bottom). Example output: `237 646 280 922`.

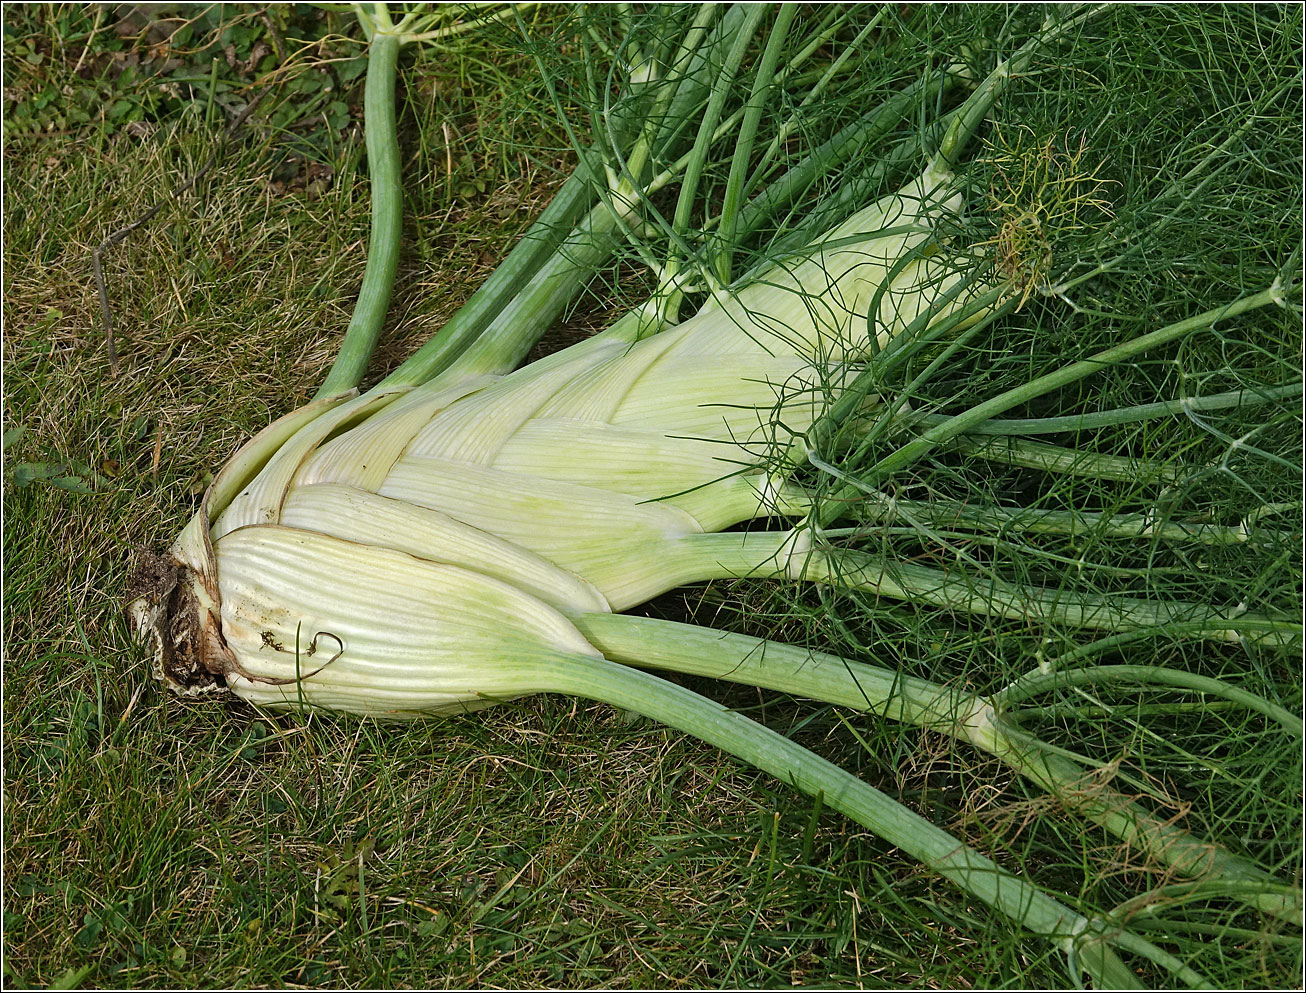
992 665 1303 735
773 281 1010 530
741 8 888 197
714 3 796 285
1049 621 1305 669
663 531 1298 651
621 4 729 187
816 285 1014 493
569 612 1301 924
315 31 402 398
943 435 1181 483
914 383 1304 436
655 4 767 308
381 4 749 390
840 287 1283 495
431 200 627 382
670 5 766 243
591 5 727 232
537 652 1147 988
836 491 1283 547
375 148 607 390
759 119 941 264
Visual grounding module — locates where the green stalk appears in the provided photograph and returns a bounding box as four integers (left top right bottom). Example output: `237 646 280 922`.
651 3 766 311
538 652 1149 988
794 544 1292 649
914 383 1305 436
797 285 1009 493
329 5 975 398
943 434 1181 483
660 531 1297 651
380 5 751 390
670 5 767 245
714 3 796 285
648 79 945 272
835 492 1280 547
738 7 888 200
429 200 626 382
844 286 1283 491
535 5 718 270
1048 621 1305 669
375 148 607 390
569 612 1302 923
732 77 946 253
992 665 1304 734
315 31 403 399
760 117 943 264
617 4 727 187
552 5 731 313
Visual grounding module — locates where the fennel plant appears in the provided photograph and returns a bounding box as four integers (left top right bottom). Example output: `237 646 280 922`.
124 4 1302 986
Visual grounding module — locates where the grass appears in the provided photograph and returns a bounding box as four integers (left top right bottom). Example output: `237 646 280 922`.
4 4 1302 988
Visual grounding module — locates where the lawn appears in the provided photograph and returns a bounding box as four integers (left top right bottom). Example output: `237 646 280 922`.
3 5 1302 988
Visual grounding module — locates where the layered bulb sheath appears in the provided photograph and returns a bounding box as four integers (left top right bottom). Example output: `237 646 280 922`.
131 169 970 711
